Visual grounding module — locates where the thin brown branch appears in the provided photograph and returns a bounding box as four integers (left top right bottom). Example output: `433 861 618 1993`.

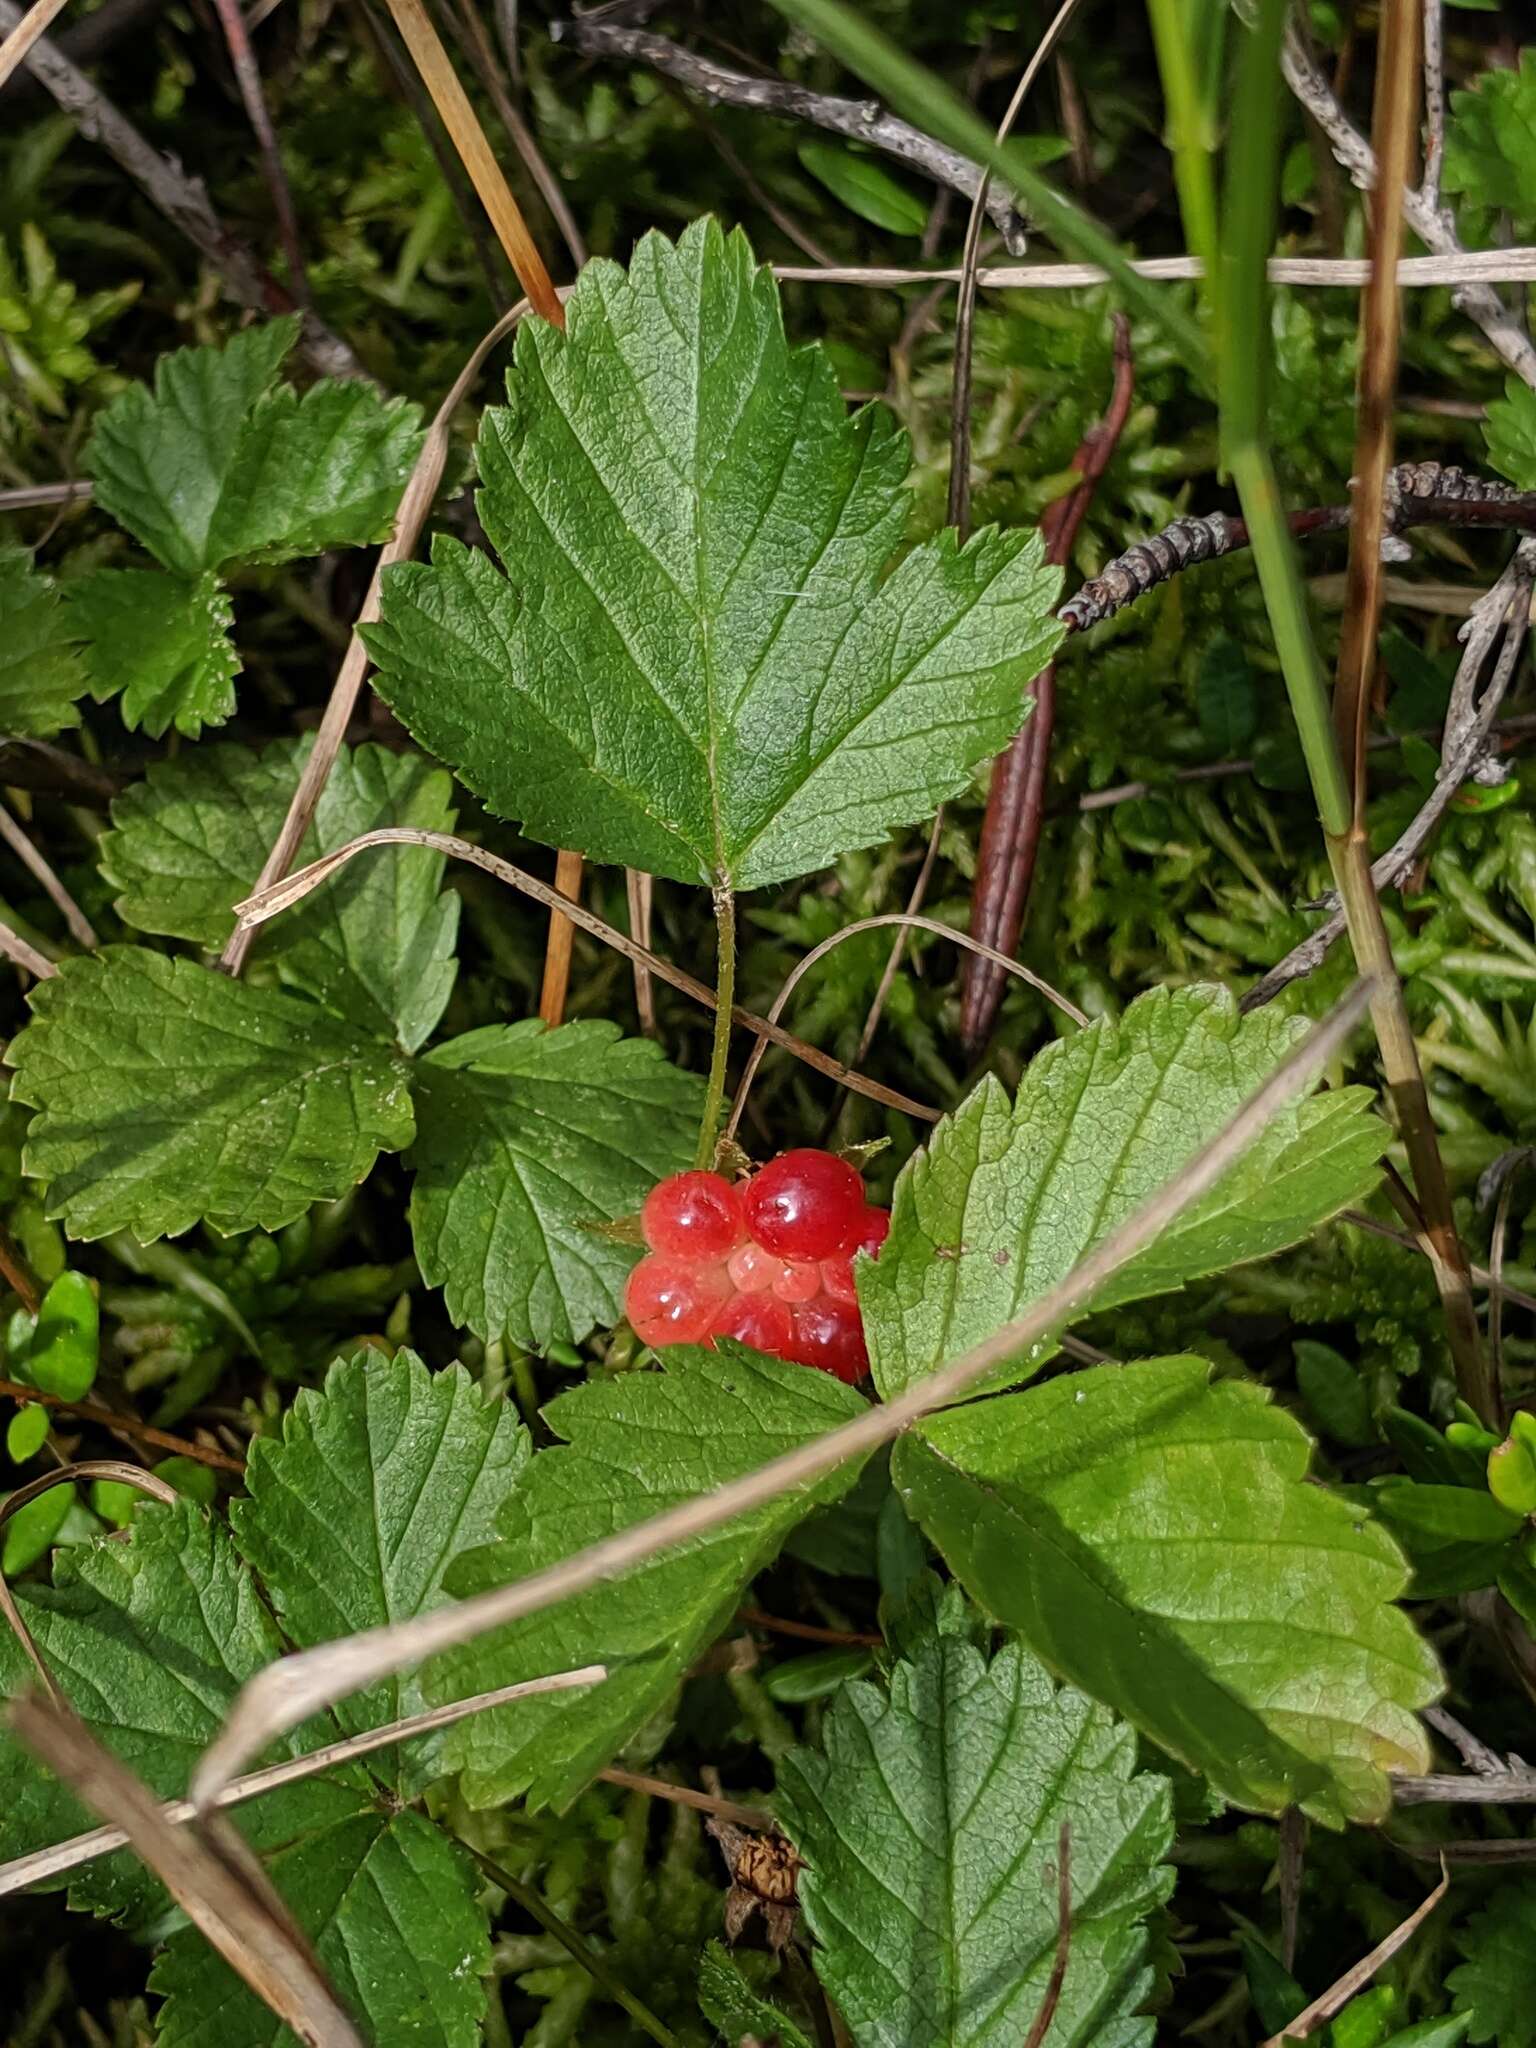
188 981 1374 1812
723 908 1086 1145
0 0 366 381
738 1605 882 1648
555 18 1027 253
961 312 1133 1054
445 0 588 270
8 1691 366 2047
233 828 938 1124
1394 1771 1536 1803
0 1666 606 1900
0 1377 245 1472
0 914 57 980
1341 1207 1536 1317
208 0 311 309
0 0 70 89
1278 1807 1306 1974
595 1766 771 1830
0 797 95 948
219 300 528 979
1259 1863 1449 2045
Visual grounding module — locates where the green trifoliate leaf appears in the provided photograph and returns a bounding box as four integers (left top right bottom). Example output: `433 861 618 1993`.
1449 1880 1536 2047
863 985 1384 1399
366 218 1061 890
8 947 415 1241
0 551 91 737
778 1622 1173 2047
0 1501 367 1930
1442 49 1536 226
232 1350 529 1790
1484 378 1536 491
435 1346 868 1811
409 1018 702 1350
152 1808 488 2048
101 737 460 1051
895 1356 1439 1825
86 317 424 575
67 566 237 739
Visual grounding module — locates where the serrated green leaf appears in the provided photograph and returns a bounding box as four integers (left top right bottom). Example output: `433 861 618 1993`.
366 219 1061 890
151 1808 488 2048
1442 51 1536 224
434 1346 868 1810
895 1356 1438 1825
1449 1878 1536 2047
863 985 1384 1399
0 1501 367 1929
797 140 929 234
409 1018 702 1350
698 1942 814 2048
85 318 423 576
8 947 415 1241
779 1627 1173 2048
85 320 298 574
67 566 237 739
101 737 460 1051
1484 378 1536 491
0 550 91 738
232 1350 528 1789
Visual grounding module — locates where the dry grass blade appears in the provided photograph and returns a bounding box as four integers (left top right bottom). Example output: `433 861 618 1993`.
188 979 1374 1812
0 798 96 948
724 909 1088 1144
774 249 1536 289
539 844 584 1028
219 300 529 978
1331 0 1418 810
8 1689 366 2047
232 828 938 1123
0 913 57 980
0 1464 181 1703
0 0 70 88
0 1665 606 1898
1259 1862 1449 2045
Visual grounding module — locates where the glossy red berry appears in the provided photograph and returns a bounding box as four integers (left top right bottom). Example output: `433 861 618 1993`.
853 1207 890 1257
727 1241 778 1294
820 1207 889 1304
788 1296 869 1383
625 1254 731 1348
820 1255 857 1304
641 1171 747 1259
771 1259 822 1304
713 1291 794 1355
743 1149 866 1261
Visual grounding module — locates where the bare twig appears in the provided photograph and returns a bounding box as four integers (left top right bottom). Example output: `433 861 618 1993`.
1425 1704 1510 1776
962 312 1134 1053
0 0 70 89
446 0 588 271
9 1691 366 2047
233 828 938 1124
595 1766 771 1830
188 980 1373 1812
0 480 91 511
738 1605 882 1648
1394 1771 1536 1803
1282 23 1536 390
1243 541 1536 1008
0 915 57 981
1022 1823 1073 2048
0 1377 244 1473
1420 0 1447 219
0 0 366 382
219 301 528 978
723 908 1087 1146
0 1234 41 1314
554 19 1027 253
0 1666 606 1899
209 0 311 309
1259 1863 1449 2046
0 799 95 948
626 867 656 1036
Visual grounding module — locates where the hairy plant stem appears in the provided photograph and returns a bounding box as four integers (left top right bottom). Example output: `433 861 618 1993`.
1220 0 1494 1425
696 886 736 1169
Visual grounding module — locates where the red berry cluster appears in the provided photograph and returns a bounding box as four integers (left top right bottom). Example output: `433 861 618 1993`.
624 1150 889 1384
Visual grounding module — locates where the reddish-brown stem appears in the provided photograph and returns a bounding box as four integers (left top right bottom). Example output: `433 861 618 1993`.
0 1377 245 1472
208 0 311 310
961 314 1134 1053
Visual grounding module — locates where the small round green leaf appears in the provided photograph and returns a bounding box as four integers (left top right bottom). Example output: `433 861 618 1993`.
797 141 928 235
27 1270 99 1400
5 1405 49 1465
2 1481 73 1574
